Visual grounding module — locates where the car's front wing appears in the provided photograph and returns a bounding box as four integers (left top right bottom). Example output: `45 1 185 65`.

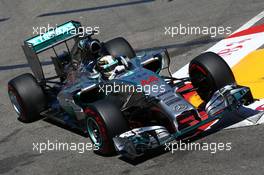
113 85 254 159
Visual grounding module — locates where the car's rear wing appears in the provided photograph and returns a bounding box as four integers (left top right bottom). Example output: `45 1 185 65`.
25 20 81 53
22 21 82 82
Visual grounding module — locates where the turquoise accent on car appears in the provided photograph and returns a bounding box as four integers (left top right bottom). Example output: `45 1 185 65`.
102 59 118 69
87 117 103 147
25 21 81 52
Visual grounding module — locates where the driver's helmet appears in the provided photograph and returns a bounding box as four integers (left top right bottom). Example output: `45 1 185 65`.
96 55 118 79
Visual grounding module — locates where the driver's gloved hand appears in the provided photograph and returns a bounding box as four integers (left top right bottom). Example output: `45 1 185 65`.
116 56 129 67
114 65 126 73
108 65 126 80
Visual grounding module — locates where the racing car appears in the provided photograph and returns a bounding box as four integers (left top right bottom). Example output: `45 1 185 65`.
8 21 254 159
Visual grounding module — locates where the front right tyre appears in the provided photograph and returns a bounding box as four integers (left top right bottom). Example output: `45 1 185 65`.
84 99 129 155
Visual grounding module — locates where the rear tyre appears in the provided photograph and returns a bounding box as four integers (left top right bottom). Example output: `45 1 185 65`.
8 73 47 122
189 52 236 102
104 37 136 59
85 99 129 155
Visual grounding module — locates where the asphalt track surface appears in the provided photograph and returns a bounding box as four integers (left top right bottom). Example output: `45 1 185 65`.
0 0 264 175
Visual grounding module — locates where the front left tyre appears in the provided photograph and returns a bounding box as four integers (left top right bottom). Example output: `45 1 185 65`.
8 73 47 122
189 52 236 102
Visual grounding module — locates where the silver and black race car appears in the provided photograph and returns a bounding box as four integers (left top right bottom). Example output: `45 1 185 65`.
7 21 254 159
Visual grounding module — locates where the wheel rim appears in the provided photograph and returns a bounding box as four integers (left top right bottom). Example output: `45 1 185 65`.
87 117 103 147
8 90 22 116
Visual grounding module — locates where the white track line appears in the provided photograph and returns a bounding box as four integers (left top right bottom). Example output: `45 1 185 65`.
172 10 264 78
232 10 264 34
172 10 264 129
